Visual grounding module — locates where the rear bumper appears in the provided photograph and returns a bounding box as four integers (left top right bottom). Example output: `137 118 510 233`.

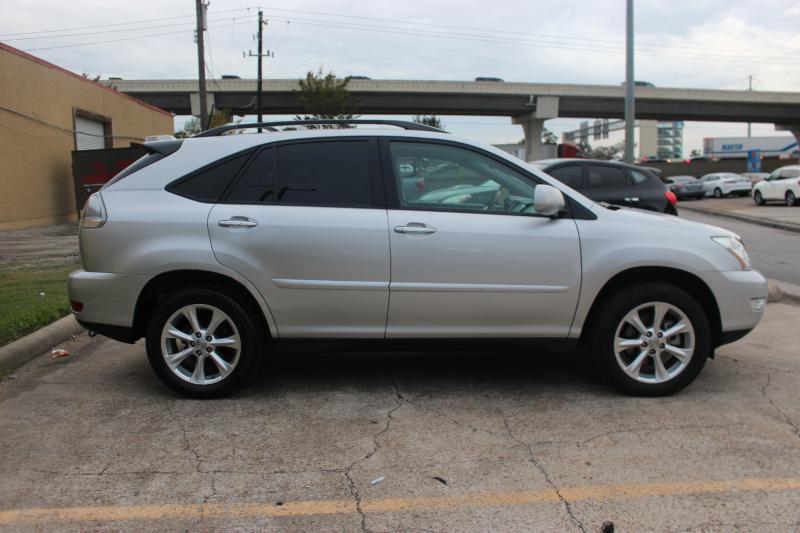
68 270 149 333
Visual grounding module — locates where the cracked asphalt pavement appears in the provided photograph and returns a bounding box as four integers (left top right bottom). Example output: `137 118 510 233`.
1 303 800 531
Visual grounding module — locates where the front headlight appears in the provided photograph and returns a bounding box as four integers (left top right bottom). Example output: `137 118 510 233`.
712 236 750 270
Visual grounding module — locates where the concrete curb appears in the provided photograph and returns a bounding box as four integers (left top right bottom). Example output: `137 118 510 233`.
0 315 84 373
768 279 800 306
680 204 800 234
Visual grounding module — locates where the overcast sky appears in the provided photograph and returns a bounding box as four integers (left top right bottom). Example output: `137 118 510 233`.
3 0 799 152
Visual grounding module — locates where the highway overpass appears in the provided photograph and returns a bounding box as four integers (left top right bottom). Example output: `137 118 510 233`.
104 78 800 160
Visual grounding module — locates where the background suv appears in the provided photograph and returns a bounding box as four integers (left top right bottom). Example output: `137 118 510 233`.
531 159 678 214
69 121 766 398
753 165 800 206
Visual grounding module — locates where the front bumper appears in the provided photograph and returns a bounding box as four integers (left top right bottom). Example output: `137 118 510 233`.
704 269 768 345
68 270 149 332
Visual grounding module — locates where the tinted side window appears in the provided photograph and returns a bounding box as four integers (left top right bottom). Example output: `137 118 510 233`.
276 141 372 207
389 141 545 215
587 165 627 188
226 148 275 204
547 164 583 189
170 152 251 203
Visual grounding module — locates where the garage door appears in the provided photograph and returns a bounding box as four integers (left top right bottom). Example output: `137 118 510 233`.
75 116 106 150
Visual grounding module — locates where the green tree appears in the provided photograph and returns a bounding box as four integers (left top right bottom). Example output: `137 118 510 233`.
175 116 201 139
413 115 444 129
542 128 558 144
690 148 701 157
295 68 356 127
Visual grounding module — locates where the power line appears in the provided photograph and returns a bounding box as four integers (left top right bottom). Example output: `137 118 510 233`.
259 14 800 66
256 6 800 63
2 16 251 41
22 19 254 52
0 7 251 37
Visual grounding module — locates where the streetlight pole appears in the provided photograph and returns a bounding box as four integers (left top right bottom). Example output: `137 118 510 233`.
624 0 635 163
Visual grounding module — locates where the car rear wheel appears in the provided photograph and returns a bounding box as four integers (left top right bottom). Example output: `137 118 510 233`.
754 191 765 205
145 288 263 398
786 191 797 206
714 188 723 198
591 283 710 396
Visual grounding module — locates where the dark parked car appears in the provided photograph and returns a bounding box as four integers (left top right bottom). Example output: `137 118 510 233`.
532 158 678 215
663 175 705 200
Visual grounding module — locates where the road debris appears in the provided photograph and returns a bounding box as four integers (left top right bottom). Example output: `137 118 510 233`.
432 476 448 486
51 348 70 358
370 476 385 485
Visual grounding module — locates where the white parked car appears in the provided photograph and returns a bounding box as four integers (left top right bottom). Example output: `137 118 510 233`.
699 173 752 198
753 165 800 206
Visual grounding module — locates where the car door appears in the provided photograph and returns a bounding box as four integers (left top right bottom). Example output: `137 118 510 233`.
208 138 391 337
701 175 716 196
762 171 780 199
382 139 582 338
585 163 636 207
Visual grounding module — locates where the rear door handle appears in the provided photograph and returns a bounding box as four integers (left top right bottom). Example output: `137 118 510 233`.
218 216 258 228
394 222 436 235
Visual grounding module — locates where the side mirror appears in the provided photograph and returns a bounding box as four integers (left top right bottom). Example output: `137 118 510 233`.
534 184 566 217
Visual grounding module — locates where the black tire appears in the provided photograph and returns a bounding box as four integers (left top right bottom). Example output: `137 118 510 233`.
787 191 797 207
145 288 263 398
713 188 723 198
754 191 765 206
590 283 711 396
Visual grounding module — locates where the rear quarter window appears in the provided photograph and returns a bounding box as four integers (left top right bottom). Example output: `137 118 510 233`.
168 151 252 203
628 169 650 184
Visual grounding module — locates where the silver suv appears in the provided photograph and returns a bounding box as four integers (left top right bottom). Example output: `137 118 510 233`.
68 120 767 398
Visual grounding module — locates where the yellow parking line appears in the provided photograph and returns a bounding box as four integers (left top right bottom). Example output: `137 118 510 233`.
1 477 799 525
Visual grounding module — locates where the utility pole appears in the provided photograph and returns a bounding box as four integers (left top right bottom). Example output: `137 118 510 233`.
624 0 635 163
257 9 264 132
747 74 754 138
195 0 209 130
248 11 272 133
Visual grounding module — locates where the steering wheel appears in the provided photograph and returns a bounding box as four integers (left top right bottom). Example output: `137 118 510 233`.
483 186 509 211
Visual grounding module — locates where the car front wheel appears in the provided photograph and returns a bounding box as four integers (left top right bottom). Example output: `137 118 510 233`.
145 288 263 398
787 191 797 206
591 283 710 396
714 188 723 198
754 191 765 205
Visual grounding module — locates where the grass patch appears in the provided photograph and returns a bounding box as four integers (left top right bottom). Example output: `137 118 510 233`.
0 262 80 347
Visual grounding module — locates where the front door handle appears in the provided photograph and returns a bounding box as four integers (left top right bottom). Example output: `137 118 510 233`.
394 222 437 235
218 216 258 228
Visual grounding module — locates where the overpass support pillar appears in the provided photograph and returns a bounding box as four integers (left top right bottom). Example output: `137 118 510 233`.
512 96 559 162
190 92 215 120
776 124 800 151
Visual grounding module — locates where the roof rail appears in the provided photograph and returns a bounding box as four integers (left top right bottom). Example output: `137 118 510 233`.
193 119 446 138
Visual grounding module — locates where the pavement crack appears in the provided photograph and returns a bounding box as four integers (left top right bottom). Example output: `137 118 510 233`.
342 373 406 533
762 373 800 440
501 415 587 533
176 420 202 473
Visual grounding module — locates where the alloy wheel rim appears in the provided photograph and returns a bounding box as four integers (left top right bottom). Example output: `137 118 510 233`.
613 301 695 384
160 304 241 385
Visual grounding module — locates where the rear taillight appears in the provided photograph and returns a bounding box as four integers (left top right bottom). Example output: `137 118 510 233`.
81 192 107 228
665 190 678 205
724 180 736 184
70 301 84 312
